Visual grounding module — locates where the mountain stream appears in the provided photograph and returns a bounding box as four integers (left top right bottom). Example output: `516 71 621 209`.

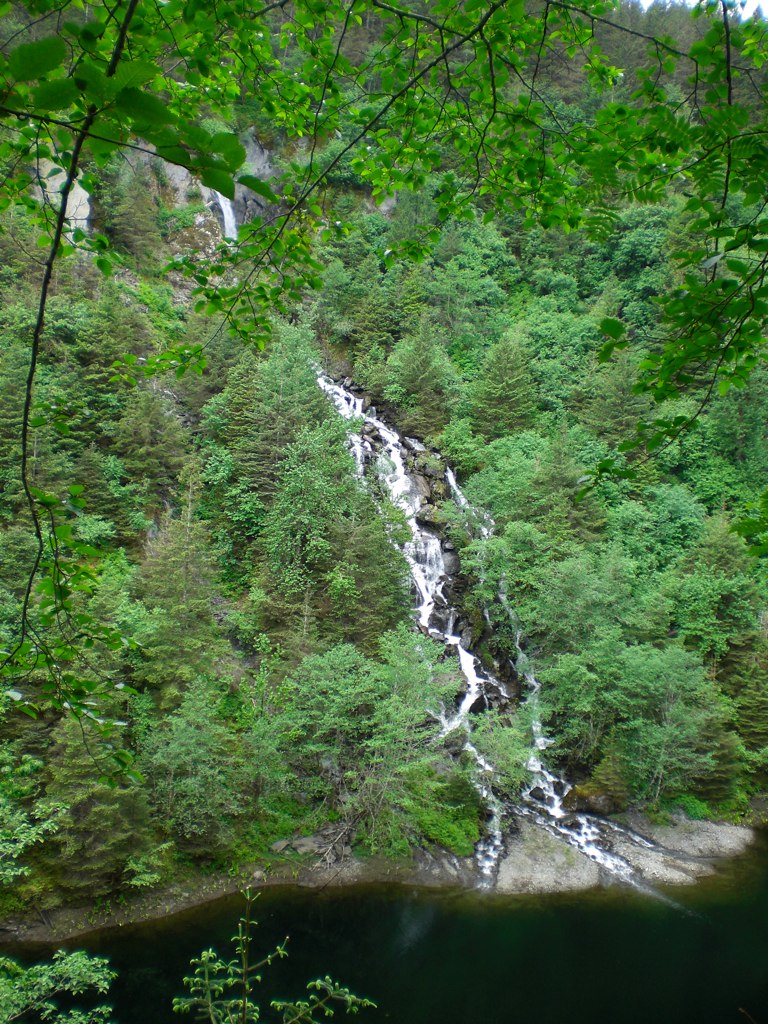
318 374 663 891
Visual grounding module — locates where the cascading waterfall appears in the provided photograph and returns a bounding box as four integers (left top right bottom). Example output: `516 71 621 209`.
212 190 238 239
448 437 660 883
318 375 505 879
512 636 654 882
318 372 659 889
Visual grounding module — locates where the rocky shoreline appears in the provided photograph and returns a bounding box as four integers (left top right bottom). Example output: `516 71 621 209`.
495 813 756 893
1 813 757 947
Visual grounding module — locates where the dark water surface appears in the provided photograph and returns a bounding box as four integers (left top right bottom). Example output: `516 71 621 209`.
11 835 768 1024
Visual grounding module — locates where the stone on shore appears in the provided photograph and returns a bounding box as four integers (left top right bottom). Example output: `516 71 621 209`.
495 821 601 893
633 816 754 859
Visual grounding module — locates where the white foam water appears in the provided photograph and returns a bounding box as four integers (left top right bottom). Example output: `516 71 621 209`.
213 191 238 239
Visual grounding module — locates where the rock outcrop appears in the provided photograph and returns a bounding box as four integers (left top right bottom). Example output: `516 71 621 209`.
494 814 755 893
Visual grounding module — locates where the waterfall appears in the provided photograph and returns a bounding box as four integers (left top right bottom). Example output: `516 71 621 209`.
213 191 238 239
318 375 505 879
318 373 660 891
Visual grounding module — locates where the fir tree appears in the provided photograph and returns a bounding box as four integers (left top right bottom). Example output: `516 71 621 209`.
467 335 537 439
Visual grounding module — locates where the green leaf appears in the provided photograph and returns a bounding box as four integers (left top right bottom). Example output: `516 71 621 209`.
73 62 115 103
238 174 279 204
112 60 159 91
114 87 174 126
154 144 192 168
210 132 246 170
200 168 235 199
9 37 67 81
599 316 626 340
32 78 80 111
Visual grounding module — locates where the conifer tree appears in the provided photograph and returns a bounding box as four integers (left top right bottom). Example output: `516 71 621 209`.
140 679 254 854
131 476 229 702
114 390 187 512
581 351 654 449
384 318 457 436
223 332 331 503
467 335 537 440
35 719 152 904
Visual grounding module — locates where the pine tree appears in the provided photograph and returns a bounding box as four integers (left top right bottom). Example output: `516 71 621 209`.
223 332 331 504
108 168 163 268
34 719 153 904
467 335 537 439
140 679 254 854
131 476 231 702
383 317 457 436
581 351 654 449
114 389 187 512
0 343 28 517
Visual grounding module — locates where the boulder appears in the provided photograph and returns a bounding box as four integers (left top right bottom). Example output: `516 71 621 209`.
442 550 460 575
466 694 486 715
443 728 467 755
291 836 323 855
415 504 442 527
563 784 622 816
411 474 433 500
460 625 476 648
404 436 426 453
414 454 443 478
495 820 601 893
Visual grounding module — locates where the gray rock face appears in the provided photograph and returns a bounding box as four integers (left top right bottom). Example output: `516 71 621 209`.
164 160 194 203
494 815 755 893
495 821 601 893
442 550 460 575
161 130 276 238
411 473 433 500
415 504 442 526
608 836 714 886
236 136 276 223
34 161 91 236
639 817 754 859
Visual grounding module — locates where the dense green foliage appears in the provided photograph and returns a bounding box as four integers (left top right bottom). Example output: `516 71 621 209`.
0 949 114 1024
317 182 768 813
0 0 767 950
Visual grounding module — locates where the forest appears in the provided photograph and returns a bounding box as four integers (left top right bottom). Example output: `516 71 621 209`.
1 0 768 1018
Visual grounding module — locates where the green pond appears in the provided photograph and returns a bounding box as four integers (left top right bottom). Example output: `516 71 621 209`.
11 834 768 1024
